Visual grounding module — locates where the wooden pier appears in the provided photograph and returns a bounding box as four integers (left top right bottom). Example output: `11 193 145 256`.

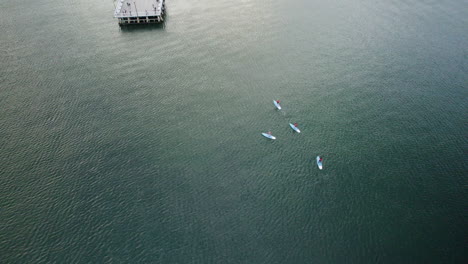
114 0 166 25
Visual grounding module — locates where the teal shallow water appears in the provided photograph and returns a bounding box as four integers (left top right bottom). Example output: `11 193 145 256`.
1 0 467 263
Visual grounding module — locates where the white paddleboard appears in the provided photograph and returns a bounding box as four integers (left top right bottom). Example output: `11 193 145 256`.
316 156 323 170
273 100 282 110
289 123 301 133
262 133 276 140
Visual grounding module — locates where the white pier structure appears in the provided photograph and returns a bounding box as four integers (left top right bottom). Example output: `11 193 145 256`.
114 0 166 25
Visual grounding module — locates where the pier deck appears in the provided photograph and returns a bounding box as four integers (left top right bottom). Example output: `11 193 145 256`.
114 0 166 25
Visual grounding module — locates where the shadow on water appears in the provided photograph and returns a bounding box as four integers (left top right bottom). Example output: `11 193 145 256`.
119 21 166 32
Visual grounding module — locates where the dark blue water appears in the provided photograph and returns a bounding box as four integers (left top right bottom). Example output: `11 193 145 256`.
1 0 467 263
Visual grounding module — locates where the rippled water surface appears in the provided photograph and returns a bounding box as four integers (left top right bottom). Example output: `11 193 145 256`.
1 0 467 263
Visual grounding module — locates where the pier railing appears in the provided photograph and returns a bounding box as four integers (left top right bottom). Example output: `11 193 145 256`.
114 0 124 17
114 0 164 18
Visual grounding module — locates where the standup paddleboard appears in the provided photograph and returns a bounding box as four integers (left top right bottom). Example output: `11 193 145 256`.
316 156 323 170
273 100 282 110
262 133 276 140
289 123 301 133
